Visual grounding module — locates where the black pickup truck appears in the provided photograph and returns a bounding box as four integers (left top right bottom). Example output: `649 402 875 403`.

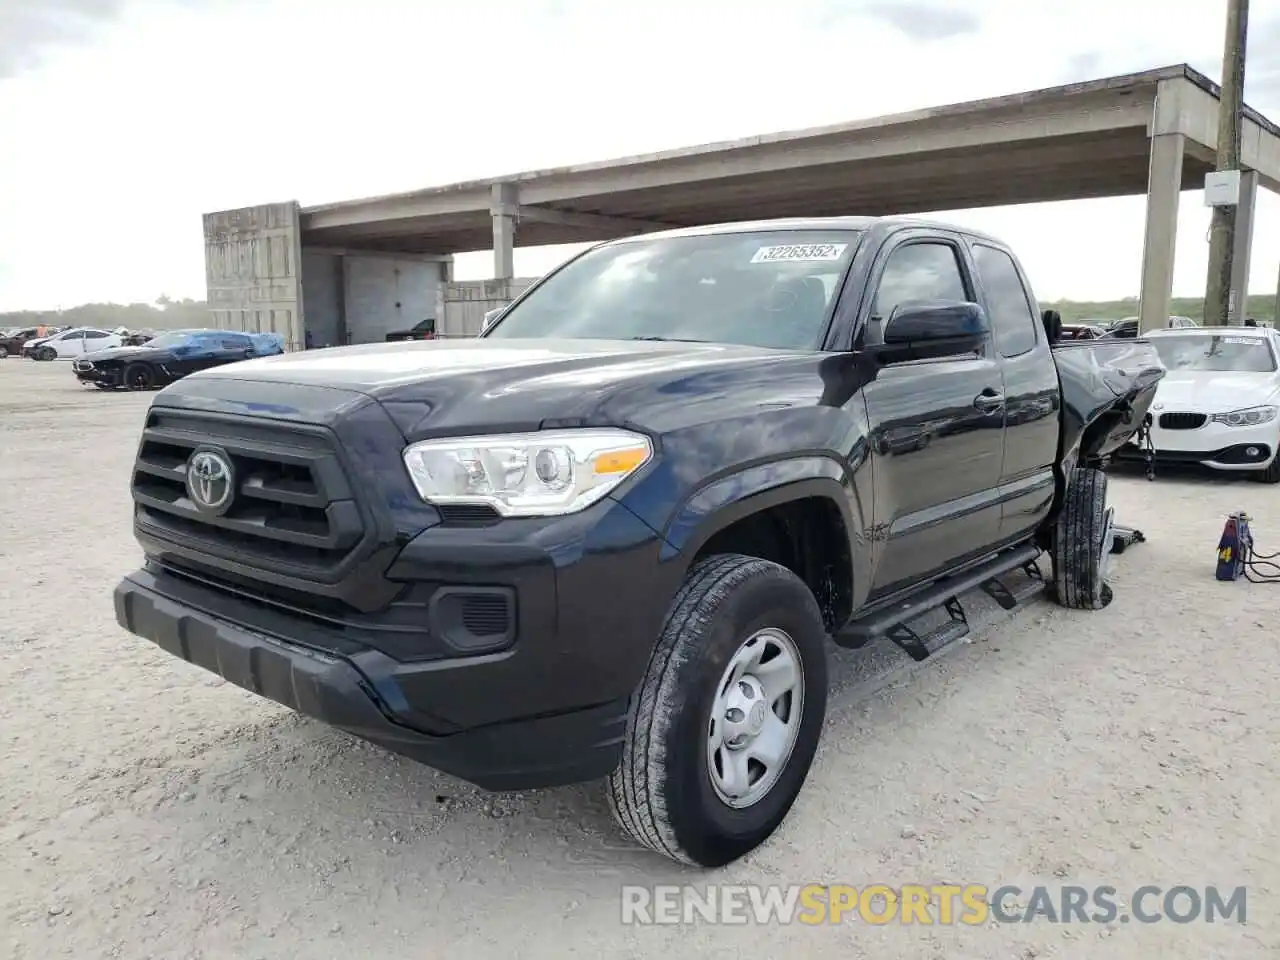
113 217 1164 868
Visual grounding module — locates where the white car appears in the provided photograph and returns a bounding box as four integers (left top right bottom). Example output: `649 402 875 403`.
1130 326 1280 482
23 327 123 360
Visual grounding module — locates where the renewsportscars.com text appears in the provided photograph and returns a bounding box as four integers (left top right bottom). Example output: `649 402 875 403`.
621 884 1247 925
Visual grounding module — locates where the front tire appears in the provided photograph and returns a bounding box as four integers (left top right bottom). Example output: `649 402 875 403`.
1050 467 1114 609
36 346 56 361
124 363 155 390
1250 455 1280 484
607 554 829 867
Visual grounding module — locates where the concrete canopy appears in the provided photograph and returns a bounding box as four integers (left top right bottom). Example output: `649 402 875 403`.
301 64 1279 254
293 63 1280 329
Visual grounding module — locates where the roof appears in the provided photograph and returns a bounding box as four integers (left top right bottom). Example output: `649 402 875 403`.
295 64 1280 255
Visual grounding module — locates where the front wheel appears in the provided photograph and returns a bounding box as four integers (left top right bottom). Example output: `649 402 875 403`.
1249 454 1280 484
607 554 829 867
124 363 155 390
36 346 56 361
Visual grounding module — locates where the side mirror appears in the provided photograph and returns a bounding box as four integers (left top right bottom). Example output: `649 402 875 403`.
480 307 503 335
877 300 989 361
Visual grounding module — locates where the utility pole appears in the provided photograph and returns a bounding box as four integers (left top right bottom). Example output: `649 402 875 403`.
1203 0 1249 326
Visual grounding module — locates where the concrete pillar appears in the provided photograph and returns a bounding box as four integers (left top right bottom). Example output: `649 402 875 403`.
1227 169 1257 324
1138 133 1185 334
491 183 517 280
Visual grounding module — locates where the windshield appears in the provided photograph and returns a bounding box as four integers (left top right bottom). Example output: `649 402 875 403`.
485 230 861 349
1151 334 1277 373
144 331 205 349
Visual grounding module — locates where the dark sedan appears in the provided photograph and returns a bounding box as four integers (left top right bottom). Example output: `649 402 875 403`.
73 328 285 390
0 327 44 359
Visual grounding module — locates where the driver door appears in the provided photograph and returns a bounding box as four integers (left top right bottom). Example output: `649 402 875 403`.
855 231 1006 596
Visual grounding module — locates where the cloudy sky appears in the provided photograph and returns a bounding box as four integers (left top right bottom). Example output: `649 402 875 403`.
1 0 1278 312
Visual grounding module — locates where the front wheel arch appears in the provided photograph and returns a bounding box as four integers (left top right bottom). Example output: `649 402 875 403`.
658 464 864 634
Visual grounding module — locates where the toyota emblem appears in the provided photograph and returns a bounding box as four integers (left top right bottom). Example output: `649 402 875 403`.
186 449 235 513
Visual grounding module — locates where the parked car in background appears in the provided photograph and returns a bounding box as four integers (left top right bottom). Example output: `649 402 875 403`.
1101 315 1199 340
1 327 44 358
1058 323 1107 340
1115 326 1280 482
24 327 122 360
73 328 285 390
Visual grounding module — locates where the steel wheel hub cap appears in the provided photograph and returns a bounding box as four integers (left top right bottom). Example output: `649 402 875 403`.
707 627 804 809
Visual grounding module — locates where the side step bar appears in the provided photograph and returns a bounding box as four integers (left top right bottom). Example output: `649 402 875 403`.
834 543 1044 661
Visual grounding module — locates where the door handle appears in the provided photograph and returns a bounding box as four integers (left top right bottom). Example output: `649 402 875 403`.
974 389 1005 414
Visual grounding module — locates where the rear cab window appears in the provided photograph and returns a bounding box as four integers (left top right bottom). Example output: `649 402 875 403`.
971 243 1040 357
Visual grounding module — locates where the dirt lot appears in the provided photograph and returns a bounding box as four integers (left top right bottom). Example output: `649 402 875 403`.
1 358 1278 959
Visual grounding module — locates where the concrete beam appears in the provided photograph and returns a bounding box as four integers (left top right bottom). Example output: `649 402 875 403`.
515 205 677 233
304 186 491 231
1139 133 1185 333
1160 76 1280 191
518 95 1155 206
301 246 454 263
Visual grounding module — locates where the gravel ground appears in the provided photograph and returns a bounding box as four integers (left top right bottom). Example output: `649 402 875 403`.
2 358 1278 960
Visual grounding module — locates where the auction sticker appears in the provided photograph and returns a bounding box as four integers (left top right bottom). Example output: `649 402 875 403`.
751 243 847 263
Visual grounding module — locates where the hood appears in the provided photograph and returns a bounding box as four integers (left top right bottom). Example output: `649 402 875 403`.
80 344 161 363
168 337 825 438
1152 370 1280 411
23 336 53 348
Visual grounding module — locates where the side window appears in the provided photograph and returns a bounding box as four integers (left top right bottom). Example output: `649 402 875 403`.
221 336 250 350
870 242 968 326
84 330 108 339
973 244 1039 357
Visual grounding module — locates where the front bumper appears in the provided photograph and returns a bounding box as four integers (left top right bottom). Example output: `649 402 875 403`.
115 567 633 790
1118 415 1278 470
73 361 116 385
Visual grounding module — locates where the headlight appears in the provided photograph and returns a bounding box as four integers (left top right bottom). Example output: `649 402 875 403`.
1210 405 1278 427
402 428 653 517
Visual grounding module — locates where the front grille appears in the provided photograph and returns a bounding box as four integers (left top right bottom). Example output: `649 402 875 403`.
131 409 366 575
1158 412 1207 430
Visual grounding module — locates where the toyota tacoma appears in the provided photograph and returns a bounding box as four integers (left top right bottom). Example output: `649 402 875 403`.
113 217 1165 867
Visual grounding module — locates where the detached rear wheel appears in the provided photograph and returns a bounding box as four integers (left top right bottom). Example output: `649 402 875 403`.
1050 467 1114 609
607 554 828 867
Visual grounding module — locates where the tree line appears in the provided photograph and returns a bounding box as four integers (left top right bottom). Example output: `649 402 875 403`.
0 297 213 332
